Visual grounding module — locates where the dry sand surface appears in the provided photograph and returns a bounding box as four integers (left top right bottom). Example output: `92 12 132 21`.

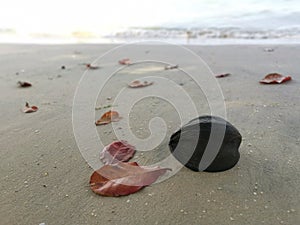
0 44 299 225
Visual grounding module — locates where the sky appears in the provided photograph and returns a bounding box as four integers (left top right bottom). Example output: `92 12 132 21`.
1 0 300 35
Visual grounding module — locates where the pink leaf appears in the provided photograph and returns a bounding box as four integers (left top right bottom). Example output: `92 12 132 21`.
260 73 292 84
128 80 153 88
100 141 136 164
118 58 131 65
90 162 171 197
23 102 38 113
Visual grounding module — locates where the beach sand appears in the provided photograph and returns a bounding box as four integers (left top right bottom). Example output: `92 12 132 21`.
0 44 299 225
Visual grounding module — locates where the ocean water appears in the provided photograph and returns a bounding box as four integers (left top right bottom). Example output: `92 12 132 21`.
1 0 300 44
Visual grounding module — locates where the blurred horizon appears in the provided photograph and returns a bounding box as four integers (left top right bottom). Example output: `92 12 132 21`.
1 0 300 44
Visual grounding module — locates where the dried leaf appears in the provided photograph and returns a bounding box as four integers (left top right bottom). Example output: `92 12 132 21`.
215 73 231 78
165 64 178 70
23 102 38 113
90 162 171 196
128 80 153 88
18 81 32 87
86 64 100 70
118 58 131 65
100 141 136 164
95 110 121 125
260 73 292 84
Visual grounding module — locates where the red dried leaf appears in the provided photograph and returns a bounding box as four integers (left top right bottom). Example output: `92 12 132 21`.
128 80 153 88
100 141 136 164
90 162 171 196
18 81 32 87
23 102 38 113
165 64 178 70
260 73 292 84
95 110 121 125
86 63 100 70
118 58 131 65
215 73 231 78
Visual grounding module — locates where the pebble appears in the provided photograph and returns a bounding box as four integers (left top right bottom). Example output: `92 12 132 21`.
34 130 40 134
39 223 46 225
126 199 130 203
230 217 235 221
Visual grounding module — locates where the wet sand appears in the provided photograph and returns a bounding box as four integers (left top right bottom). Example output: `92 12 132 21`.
0 44 299 225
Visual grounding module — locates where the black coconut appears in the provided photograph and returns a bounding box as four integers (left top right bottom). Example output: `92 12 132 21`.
169 116 242 172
